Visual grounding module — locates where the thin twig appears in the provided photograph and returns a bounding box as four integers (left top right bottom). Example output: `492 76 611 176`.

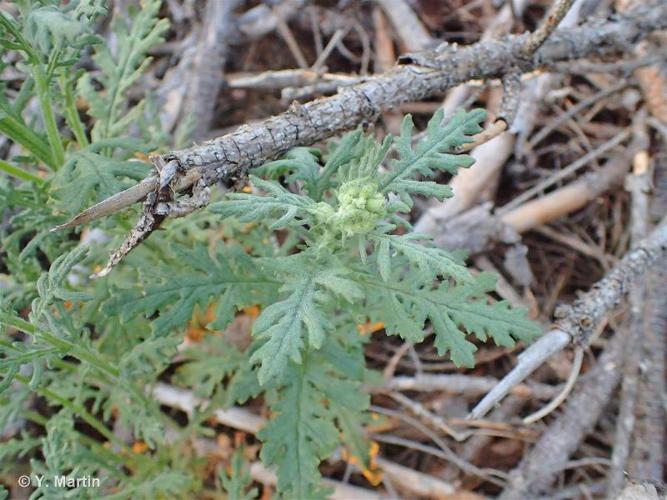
383 373 560 399
237 0 308 40
469 329 571 420
53 3 667 233
499 127 631 214
521 0 575 56
275 9 309 69
522 346 584 425
370 405 508 485
499 331 624 498
469 212 667 419
528 81 628 147
311 28 348 72
389 391 468 441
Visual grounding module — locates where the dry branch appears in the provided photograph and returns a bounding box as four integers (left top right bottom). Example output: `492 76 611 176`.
181 0 241 139
236 0 308 41
226 70 361 91
499 330 625 498
55 2 667 233
430 137 640 255
627 142 667 483
520 0 574 56
383 373 560 400
375 0 434 52
415 0 587 233
607 118 650 496
500 135 635 232
469 211 667 419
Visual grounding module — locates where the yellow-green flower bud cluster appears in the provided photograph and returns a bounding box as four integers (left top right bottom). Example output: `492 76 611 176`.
314 178 386 237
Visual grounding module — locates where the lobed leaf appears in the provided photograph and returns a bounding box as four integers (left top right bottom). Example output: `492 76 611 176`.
211 175 318 230
362 272 540 367
380 108 486 209
104 244 277 336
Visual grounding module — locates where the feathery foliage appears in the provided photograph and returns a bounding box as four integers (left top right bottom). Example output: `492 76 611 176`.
207 110 540 495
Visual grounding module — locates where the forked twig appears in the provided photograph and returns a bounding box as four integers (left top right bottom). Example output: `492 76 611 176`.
521 0 575 56
522 346 584 424
53 3 667 235
469 213 667 419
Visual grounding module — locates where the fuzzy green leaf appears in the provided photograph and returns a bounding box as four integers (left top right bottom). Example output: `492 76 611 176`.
259 336 369 499
362 272 540 367
255 147 322 196
24 6 98 56
104 244 277 336
211 175 318 230
370 232 471 283
250 276 327 386
380 109 486 208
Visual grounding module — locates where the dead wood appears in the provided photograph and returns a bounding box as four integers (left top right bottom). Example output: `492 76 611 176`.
430 139 638 254
180 0 241 140
520 0 574 57
375 0 434 52
415 0 591 234
616 0 667 123
469 210 667 419
236 0 308 41
499 330 624 498
607 115 650 497
626 141 667 485
383 373 559 400
55 2 667 234
151 382 458 499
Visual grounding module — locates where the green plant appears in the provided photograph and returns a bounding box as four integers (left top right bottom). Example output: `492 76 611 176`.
202 109 539 497
0 2 540 499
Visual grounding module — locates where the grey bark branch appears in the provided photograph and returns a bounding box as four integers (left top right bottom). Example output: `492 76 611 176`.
499 330 625 498
521 0 575 56
54 2 667 233
469 212 667 419
607 115 650 497
180 0 242 140
627 141 667 484
552 213 667 346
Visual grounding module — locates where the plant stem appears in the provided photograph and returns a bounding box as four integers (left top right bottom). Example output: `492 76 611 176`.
0 313 120 379
0 115 56 169
33 65 65 168
59 73 89 148
14 373 128 452
0 159 46 185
